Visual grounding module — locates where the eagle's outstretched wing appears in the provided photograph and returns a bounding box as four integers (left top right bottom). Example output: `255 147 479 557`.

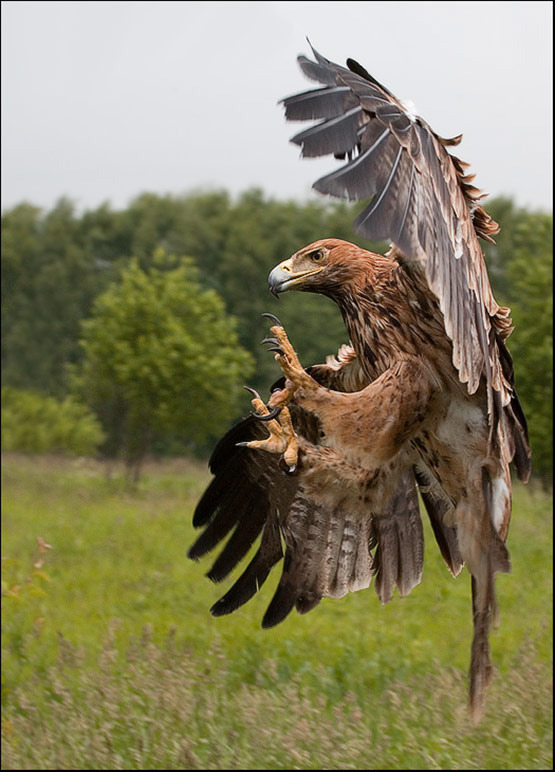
281 44 512 429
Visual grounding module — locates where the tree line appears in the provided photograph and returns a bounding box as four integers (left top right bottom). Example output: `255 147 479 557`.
1 189 552 481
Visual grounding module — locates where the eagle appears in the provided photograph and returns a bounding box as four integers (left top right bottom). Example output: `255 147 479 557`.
189 45 531 721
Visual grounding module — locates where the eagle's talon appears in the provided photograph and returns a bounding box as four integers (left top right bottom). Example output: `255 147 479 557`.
243 385 262 400
237 404 299 473
262 312 283 327
251 406 282 421
261 315 307 387
264 325 312 396
261 337 284 355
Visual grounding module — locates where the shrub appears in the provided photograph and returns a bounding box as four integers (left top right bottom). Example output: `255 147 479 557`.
1 386 105 456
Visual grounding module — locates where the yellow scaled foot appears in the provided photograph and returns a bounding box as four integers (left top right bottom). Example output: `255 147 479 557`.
262 321 318 411
269 323 308 385
238 395 299 473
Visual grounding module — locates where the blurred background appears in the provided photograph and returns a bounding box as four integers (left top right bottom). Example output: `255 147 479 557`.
1 2 552 769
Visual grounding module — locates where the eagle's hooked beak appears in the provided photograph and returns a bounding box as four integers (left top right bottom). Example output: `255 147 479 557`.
268 259 322 297
268 262 291 297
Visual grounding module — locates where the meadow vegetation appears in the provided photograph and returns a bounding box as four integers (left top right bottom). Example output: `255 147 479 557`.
1 453 552 770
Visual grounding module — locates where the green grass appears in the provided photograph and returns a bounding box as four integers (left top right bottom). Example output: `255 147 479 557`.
1 452 552 769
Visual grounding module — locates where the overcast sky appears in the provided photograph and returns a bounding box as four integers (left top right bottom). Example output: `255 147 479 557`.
1 0 552 215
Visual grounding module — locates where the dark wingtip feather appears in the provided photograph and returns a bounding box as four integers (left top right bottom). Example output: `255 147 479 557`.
205 503 265 582
295 594 321 615
208 514 284 617
346 57 395 99
192 479 222 528
261 583 296 628
413 466 464 577
208 415 259 474
209 571 262 617
209 596 237 617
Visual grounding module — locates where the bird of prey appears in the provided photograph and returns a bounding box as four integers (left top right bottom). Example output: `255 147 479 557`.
189 44 531 721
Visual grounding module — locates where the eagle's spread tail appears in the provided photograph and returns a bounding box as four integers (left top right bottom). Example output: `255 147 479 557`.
262 494 373 628
260 475 427 628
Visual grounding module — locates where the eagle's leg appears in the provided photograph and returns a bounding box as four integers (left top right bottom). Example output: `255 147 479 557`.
456 469 511 723
469 575 493 723
238 397 299 472
264 322 319 409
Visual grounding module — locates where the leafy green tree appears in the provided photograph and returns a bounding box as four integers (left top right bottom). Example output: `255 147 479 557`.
1 203 43 388
1 199 119 395
72 251 253 481
500 213 552 484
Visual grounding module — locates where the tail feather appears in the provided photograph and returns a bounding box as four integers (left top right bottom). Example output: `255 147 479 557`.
373 471 424 603
263 495 377 625
413 464 464 577
330 516 362 598
318 502 349 593
350 515 375 592
262 495 321 628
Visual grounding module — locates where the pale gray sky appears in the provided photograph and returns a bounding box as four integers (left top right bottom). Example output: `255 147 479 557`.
1 0 552 214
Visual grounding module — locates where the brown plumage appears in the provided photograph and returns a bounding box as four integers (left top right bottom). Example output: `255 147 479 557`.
189 46 531 721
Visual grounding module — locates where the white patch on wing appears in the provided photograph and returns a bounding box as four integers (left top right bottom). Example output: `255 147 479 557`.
491 475 511 534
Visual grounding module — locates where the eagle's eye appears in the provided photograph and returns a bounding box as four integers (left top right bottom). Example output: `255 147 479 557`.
310 249 325 262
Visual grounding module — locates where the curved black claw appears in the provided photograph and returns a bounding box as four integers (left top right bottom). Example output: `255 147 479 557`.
250 406 282 422
243 385 262 400
261 337 284 355
262 312 282 327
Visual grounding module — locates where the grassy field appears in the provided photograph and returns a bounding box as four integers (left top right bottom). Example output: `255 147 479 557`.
1 452 552 770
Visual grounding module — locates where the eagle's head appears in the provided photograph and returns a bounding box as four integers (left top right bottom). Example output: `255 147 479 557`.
268 238 392 300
